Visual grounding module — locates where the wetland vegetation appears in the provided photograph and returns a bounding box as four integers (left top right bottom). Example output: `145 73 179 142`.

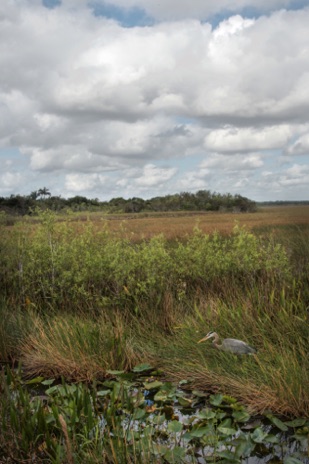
0 205 308 463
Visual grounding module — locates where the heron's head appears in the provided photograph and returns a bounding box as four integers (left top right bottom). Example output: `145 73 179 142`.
198 331 216 343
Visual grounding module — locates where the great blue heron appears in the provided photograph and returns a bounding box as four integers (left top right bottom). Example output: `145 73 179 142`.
198 331 257 355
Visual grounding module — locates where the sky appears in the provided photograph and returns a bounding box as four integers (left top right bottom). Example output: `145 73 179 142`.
1 0 309 202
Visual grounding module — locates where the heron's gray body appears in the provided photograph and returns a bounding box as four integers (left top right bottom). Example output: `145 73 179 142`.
219 338 256 354
198 331 257 355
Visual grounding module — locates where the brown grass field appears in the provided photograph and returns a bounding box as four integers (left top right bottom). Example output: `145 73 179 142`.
89 205 309 239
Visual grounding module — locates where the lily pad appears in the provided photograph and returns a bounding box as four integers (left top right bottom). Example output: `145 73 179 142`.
284 418 307 428
266 414 289 432
197 409 217 420
190 426 212 438
217 449 240 462
133 363 153 373
209 393 223 406
233 410 251 423
143 380 163 390
217 425 237 436
168 420 183 433
251 427 269 443
154 390 168 402
164 446 186 463
177 396 192 407
234 434 255 458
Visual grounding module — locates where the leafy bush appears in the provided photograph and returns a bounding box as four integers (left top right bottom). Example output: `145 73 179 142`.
0 214 291 312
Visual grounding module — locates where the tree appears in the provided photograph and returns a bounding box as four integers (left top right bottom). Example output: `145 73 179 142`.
37 187 51 200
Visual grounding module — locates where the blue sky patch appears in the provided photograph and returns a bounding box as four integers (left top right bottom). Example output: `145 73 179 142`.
42 0 61 9
89 2 154 27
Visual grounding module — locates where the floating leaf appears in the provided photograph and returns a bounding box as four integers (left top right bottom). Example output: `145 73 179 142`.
284 418 307 428
133 363 153 373
152 444 169 456
190 426 212 438
209 393 223 406
217 425 237 436
242 419 262 430
177 396 192 407
152 414 166 425
266 414 289 432
164 446 186 463
233 410 251 423
217 449 240 462
182 431 193 441
41 378 55 386
251 427 268 443
143 380 163 390
168 420 183 433
154 390 168 402
197 409 216 420
134 408 146 420
264 434 280 444
234 434 255 458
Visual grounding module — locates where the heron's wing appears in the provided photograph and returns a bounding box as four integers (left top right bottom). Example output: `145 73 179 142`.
223 338 247 346
222 338 256 354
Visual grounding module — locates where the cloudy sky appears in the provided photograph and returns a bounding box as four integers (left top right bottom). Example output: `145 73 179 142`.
1 0 309 201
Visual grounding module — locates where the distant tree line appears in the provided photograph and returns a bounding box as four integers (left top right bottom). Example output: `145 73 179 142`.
257 200 309 206
0 188 257 216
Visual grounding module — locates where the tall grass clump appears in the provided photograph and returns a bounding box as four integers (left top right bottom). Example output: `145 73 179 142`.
20 311 144 381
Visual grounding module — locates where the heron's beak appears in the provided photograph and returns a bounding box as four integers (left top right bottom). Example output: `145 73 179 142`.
198 335 210 343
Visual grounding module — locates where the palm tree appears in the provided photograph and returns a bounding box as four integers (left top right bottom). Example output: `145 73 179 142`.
37 187 51 200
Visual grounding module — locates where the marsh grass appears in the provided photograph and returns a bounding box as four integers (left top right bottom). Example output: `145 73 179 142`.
19 311 144 381
147 290 309 416
0 209 308 417
0 299 37 363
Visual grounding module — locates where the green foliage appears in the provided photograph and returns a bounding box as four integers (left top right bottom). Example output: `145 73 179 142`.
0 218 291 311
0 216 308 429
172 225 291 289
1 368 308 463
0 189 257 215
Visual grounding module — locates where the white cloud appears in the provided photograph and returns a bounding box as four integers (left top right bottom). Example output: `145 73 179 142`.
0 1 309 201
285 133 309 156
65 172 108 192
0 171 24 192
204 126 292 153
200 152 264 170
134 163 178 187
279 164 309 186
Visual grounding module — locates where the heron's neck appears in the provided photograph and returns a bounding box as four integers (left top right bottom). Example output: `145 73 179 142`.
212 334 221 348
